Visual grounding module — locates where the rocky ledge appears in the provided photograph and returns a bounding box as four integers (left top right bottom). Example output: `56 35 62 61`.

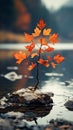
0 87 54 121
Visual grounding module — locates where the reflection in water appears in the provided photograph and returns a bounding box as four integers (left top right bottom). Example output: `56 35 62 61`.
0 104 53 124
1 72 22 81
6 66 18 70
14 61 31 91
1 72 34 82
45 72 64 77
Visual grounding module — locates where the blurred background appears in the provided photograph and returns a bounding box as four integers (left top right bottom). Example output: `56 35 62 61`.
0 0 73 43
0 0 73 125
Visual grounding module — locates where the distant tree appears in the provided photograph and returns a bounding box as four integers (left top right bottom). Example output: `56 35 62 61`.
0 0 58 33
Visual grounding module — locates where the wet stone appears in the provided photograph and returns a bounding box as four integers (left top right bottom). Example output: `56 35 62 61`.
48 119 73 130
0 87 53 113
0 87 53 124
64 100 73 111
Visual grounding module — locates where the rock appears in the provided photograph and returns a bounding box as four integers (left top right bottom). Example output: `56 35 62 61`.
65 81 70 86
0 87 53 122
64 100 73 111
49 119 73 130
59 125 72 129
0 87 53 109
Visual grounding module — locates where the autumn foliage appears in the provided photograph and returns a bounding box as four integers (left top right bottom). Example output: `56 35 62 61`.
14 19 64 71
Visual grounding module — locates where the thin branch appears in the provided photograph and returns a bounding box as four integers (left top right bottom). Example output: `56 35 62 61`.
34 43 42 90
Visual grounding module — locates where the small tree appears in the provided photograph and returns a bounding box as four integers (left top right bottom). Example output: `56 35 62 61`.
14 19 64 90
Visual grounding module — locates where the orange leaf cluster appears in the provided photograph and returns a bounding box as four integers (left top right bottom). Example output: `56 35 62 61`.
45 46 54 52
14 19 64 71
38 58 49 67
39 38 48 46
25 43 35 52
49 33 58 44
43 28 51 36
13 51 26 64
28 63 36 71
51 62 56 68
54 54 65 64
32 27 41 37
47 56 52 61
37 19 46 30
24 33 33 42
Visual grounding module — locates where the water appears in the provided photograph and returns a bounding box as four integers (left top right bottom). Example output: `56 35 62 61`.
0 43 73 125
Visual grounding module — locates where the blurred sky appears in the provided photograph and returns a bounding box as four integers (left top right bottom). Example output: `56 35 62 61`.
41 0 70 11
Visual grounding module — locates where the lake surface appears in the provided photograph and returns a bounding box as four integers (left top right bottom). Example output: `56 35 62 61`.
0 43 73 125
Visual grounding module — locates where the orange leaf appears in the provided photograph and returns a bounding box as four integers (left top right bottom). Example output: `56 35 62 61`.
32 27 41 37
24 33 33 42
43 28 51 36
47 56 52 61
38 58 49 67
37 19 46 30
51 62 56 68
28 63 36 71
39 38 48 46
13 51 27 64
25 43 35 52
54 54 65 64
49 33 58 44
38 48 44 53
46 46 54 52
31 53 38 58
